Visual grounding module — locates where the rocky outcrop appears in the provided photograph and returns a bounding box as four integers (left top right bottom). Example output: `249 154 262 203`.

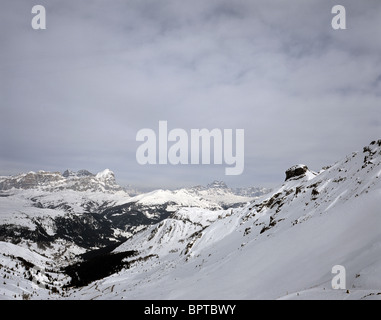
285 165 309 181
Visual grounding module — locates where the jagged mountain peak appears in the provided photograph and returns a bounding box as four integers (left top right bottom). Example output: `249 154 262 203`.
206 180 229 189
63 169 95 178
62 169 75 178
95 169 115 181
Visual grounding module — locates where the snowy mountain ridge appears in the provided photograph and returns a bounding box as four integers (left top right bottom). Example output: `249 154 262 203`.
0 170 266 275
73 139 381 300
0 140 380 300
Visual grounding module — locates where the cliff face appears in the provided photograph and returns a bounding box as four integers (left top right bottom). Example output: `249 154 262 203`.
0 171 63 190
0 169 123 193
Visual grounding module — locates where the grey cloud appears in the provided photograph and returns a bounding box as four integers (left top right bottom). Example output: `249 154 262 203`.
1 0 380 188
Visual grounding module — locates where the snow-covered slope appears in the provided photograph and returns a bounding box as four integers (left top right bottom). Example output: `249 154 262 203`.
95 181 266 233
0 169 134 269
0 241 69 299
0 169 267 299
1 140 380 300
67 140 381 300
0 167 265 265
184 181 265 208
125 186 251 214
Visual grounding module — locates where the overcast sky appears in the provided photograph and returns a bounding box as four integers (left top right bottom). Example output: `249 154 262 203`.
1 0 380 189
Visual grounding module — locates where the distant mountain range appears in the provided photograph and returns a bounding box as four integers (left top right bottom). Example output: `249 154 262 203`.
0 169 269 261
0 169 269 199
